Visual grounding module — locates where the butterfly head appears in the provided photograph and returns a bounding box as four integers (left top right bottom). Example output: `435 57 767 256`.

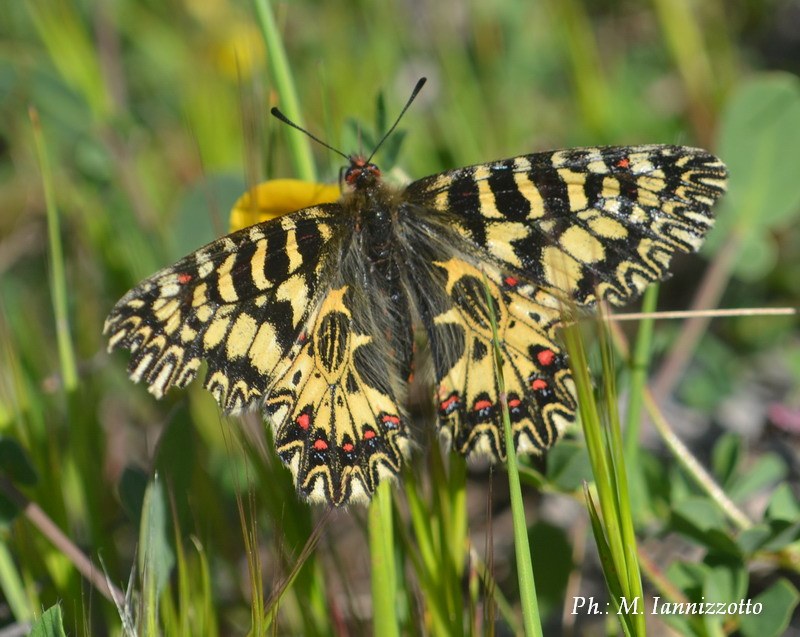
344 156 381 189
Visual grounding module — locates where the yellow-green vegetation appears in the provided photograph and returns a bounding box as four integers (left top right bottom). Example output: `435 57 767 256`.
2 1 800 635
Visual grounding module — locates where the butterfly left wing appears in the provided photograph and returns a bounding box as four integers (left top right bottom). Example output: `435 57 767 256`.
264 285 412 505
104 206 341 412
105 204 411 506
404 145 727 307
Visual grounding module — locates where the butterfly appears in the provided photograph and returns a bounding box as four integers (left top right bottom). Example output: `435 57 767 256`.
105 80 728 506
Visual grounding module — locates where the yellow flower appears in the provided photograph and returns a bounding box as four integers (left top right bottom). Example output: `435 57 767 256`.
229 179 340 232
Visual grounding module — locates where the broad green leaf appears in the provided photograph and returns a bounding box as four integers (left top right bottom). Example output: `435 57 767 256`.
545 441 592 491
737 525 773 554
29 605 67 637
139 474 175 600
704 555 748 602
118 464 148 528
727 453 787 502
766 482 800 522
708 73 800 280
760 521 800 552
711 433 740 488
529 522 573 618
0 437 38 485
739 579 800 637
671 498 741 557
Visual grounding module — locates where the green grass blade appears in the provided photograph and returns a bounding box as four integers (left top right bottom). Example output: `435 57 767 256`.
598 319 645 635
0 539 33 623
562 316 645 636
482 273 543 637
369 481 399 637
583 485 634 637
30 108 77 394
623 285 658 519
253 0 316 181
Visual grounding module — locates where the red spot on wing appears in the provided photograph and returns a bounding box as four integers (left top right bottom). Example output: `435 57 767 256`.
616 157 630 169
507 398 522 408
440 394 460 411
504 275 518 287
313 439 328 451
296 412 311 430
382 414 400 426
473 399 493 411
363 430 376 441
537 349 556 366
342 442 354 453
531 379 548 391
178 273 193 284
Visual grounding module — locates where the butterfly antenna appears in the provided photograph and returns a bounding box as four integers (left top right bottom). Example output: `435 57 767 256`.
366 77 427 163
270 107 350 161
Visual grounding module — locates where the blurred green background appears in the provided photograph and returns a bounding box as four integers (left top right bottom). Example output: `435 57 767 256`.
2 0 800 635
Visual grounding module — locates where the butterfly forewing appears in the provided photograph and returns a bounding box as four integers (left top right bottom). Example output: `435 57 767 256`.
105 204 342 411
405 145 727 306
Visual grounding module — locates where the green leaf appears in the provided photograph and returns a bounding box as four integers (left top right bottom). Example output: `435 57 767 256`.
529 522 573 618
139 474 175 600
29 605 67 637
172 172 246 259
584 486 634 637
118 464 148 528
737 525 774 554
671 497 741 557
667 561 707 597
545 441 592 491
760 521 800 552
739 579 800 637
737 519 800 554
708 73 800 280
727 453 787 502
704 555 748 602
711 433 740 488
0 436 38 485
766 482 800 522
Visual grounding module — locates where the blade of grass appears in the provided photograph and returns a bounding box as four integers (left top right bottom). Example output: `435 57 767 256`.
583 485 634 637
369 480 399 637
30 108 77 394
429 443 465 634
253 0 316 181
597 317 645 635
402 468 458 635
562 315 645 636
623 286 658 519
0 539 33 623
481 272 543 637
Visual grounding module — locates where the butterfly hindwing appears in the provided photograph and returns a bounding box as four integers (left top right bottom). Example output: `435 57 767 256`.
419 258 575 461
104 205 341 412
264 285 411 505
405 145 728 306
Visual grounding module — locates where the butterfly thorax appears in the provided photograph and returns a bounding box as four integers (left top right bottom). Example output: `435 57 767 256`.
341 158 401 267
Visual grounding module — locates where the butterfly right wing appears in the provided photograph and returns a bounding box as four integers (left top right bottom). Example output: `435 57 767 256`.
405 145 727 307
407 254 576 461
